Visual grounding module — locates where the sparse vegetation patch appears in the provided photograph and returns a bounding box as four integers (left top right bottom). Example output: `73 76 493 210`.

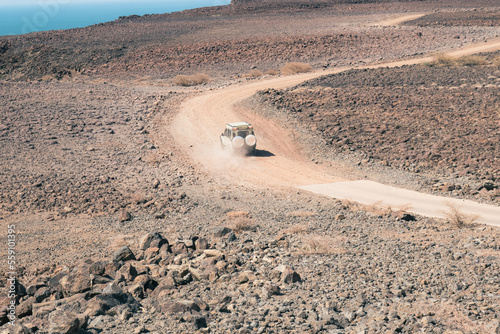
443 202 480 228
457 55 489 66
281 62 312 75
225 211 256 232
172 73 211 86
426 54 494 67
242 69 264 78
299 234 345 255
265 69 280 76
431 53 457 67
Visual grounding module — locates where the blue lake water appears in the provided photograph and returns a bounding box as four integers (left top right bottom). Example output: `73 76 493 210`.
0 0 231 36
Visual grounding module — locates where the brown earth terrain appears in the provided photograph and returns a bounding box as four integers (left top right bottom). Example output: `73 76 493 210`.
0 0 499 81
255 56 500 203
403 9 500 27
1 0 500 333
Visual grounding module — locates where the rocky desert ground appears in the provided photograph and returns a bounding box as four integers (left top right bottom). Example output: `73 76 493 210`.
1 0 500 333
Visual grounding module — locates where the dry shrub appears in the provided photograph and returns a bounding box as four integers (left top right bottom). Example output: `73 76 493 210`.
443 202 480 228
366 201 393 216
457 55 488 66
225 211 255 232
242 69 264 78
340 199 356 210
300 235 345 255
172 73 211 86
397 203 414 212
230 217 254 232
341 199 393 217
281 224 310 235
265 69 280 76
432 53 457 67
493 56 500 66
226 211 250 219
281 62 312 75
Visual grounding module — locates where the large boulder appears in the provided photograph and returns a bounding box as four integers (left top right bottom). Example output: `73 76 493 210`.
84 283 138 317
113 246 136 262
118 209 131 222
139 232 168 250
59 273 92 297
89 261 106 276
273 265 301 283
48 310 81 334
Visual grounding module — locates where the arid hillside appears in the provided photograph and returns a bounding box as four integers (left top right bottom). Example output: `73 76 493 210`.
0 0 498 81
256 53 500 203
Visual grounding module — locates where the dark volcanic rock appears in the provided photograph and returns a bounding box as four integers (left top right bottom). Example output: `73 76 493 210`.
113 246 136 262
139 232 168 250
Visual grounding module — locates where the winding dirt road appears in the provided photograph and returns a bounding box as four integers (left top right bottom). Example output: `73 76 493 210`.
170 68 347 187
169 35 500 226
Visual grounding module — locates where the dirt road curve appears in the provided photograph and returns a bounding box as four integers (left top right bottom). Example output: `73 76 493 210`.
169 37 500 226
170 68 348 187
375 13 426 26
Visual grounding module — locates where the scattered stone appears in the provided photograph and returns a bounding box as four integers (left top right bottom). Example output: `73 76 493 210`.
226 231 237 242
481 180 496 191
273 265 301 283
17 297 35 318
191 315 208 329
89 261 106 276
118 209 132 222
195 238 210 251
262 283 281 297
154 212 165 219
134 325 149 334
59 272 92 296
48 310 81 334
161 301 193 314
33 287 52 303
139 232 167 250
204 249 223 258
113 246 136 262
171 242 188 255
393 211 416 221
213 226 232 237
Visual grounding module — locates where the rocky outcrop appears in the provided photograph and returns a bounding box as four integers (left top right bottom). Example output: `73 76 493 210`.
6 230 308 333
